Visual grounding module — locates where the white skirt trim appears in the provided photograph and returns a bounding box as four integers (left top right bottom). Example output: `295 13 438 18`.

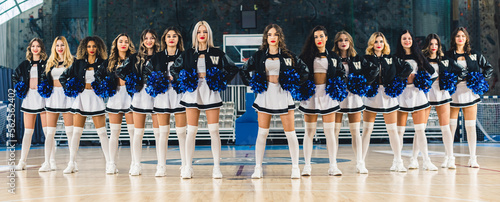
180 78 223 110
154 85 185 114
45 87 74 113
397 84 430 112
106 85 132 114
428 81 452 106
131 85 154 114
299 84 340 115
450 81 481 108
21 89 45 114
363 85 399 113
71 89 106 116
338 91 365 113
253 82 295 115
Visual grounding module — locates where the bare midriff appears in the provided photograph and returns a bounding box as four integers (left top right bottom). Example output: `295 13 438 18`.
313 73 327 85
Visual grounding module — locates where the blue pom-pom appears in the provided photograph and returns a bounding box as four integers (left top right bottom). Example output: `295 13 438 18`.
365 81 379 98
414 71 432 93
125 73 141 96
37 79 53 98
93 76 117 98
347 73 369 97
385 77 407 98
206 67 227 92
296 80 316 101
177 68 198 93
467 72 489 95
249 72 267 94
145 71 169 97
279 69 302 100
326 77 348 102
14 81 28 99
63 77 84 98
440 71 458 95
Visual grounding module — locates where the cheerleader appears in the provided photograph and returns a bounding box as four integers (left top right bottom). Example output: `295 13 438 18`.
116 29 160 176
332 31 378 174
38 36 75 172
94 33 136 174
12 38 48 170
446 27 493 168
150 27 186 177
362 32 412 173
297 26 344 176
395 30 438 171
240 24 309 179
171 21 238 179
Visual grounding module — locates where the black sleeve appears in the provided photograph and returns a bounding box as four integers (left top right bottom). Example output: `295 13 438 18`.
362 57 379 84
12 61 25 85
59 62 75 90
294 55 309 85
170 52 186 82
396 57 412 79
94 61 108 83
423 60 435 75
222 54 239 82
239 54 256 86
116 57 133 80
478 53 493 79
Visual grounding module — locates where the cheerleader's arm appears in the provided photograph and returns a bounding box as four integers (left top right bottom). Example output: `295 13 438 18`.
396 57 412 79
478 53 493 79
221 54 239 82
362 57 379 84
115 57 133 80
170 53 185 83
239 55 256 86
12 61 25 85
59 62 75 91
294 55 310 85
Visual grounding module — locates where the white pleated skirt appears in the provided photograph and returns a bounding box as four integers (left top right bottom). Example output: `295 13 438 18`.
154 84 185 114
450 81 481 108
21 89 45 114
428 81 452 106
106 85 132 114
71 89 106 116
253 82 295 115
45 87 74 113
338 91 365 113
180 78 223 110
131 85 154 114
363 85 399 113
397 84 430 112
299 84 340 115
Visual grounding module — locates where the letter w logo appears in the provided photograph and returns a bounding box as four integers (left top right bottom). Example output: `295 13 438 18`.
441 60 449 67
331 59 337 67
470 54 477 61
210 56 219 65
284 58 292 66
353 62 361 70
385 58 392 65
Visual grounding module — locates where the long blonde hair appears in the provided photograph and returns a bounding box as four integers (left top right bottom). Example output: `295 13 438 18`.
46 36 74 73
332 31 357 57
108 33 136 72
191 21 214 51
365 32 391 56
26 38 47 61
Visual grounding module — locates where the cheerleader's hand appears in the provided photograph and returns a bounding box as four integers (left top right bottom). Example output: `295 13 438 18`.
407 74 415 84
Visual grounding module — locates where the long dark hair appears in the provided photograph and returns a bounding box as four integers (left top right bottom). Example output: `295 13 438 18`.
450 27 471 55
76 36 107 60
422 33 444 59
160 26 184 52
395 30 426 71
136 29 159 70
260 24 292 58
299 25 328 67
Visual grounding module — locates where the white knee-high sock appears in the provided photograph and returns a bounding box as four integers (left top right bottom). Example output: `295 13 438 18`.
441 125 453 157
69 127 83 163
414 124 430 161
65 126 73 151
397 126 406 151
323 122 337 165
176 126 187 167
109 124 121 164
132 128 145 165
349 122 362 162
44 127 57 163
464 120 477 157
284 131 300 168
334 122 342 154
127 124 135 164
185 125 198 168
96 127 110 163
158 125 170 166
208 123 221 167
254 127 269 167
50 139 57 162
303 122 317 166
361 122 374 161
19 129 34 162
449 119 458 142
411 129 420 159
387 123 402 161
153 127 160 163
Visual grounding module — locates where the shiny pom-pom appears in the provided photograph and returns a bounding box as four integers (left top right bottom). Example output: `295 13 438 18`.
177 68 198 93
467 72 489 95
146 71 169 97
296 80 316 101
347 73 369 97
440 71 457 95
63 77 84 98
93 76 117 98
206 67 227 92
326 77 348 102
14 81 28 99
414 71 432 93
249 72 267 94
37 79 53 98
125 73 141 95
385 77 407 98
279 69 301 93
365 81 379 98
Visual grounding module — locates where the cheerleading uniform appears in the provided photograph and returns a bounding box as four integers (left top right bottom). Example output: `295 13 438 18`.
299 51 342 115
150 49 185 114
363 55 412 113
12 60 47 114
445 51 493 108
95 60 131 114
426 57 464 106
44 62 75 113
170 47 239 110
240 49 309 115
397 55 435 113
59 59 106 116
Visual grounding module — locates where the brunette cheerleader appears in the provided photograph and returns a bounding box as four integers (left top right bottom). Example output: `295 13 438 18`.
240 24 309 179
116 29 160 176
171 21 238 179
395 30 437 171
94 33 136 174
362 32 412 173
59 36 110 174
298 26 345 176
13 38 48 170
150 27 186 177
332 31 378 174
38 36 75 172
446 27 493 168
